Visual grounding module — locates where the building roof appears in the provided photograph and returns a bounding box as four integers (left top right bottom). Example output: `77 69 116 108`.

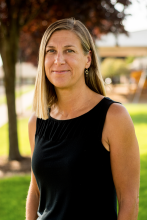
96 29 147 47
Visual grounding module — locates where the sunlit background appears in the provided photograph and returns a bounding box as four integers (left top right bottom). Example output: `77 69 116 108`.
0 1 147 220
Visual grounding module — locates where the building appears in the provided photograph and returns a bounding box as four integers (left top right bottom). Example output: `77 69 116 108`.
96 29 147 58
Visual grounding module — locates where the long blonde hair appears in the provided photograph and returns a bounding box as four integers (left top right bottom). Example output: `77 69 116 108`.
32 17 106 119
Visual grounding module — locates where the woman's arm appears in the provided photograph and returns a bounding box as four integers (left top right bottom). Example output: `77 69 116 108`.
106 103 140 220
26 112 40 220
26 171 40 220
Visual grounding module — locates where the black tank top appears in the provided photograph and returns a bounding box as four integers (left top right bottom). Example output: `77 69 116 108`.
32 97 119 220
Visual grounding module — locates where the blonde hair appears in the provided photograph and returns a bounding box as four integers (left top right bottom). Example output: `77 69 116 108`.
32 17 106 119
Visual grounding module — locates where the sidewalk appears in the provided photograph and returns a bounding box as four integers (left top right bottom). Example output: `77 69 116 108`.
0 90 34 127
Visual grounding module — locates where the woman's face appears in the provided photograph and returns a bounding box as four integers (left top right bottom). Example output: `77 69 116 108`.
45 30 91 90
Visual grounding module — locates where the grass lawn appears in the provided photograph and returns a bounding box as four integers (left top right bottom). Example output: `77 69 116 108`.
0 118 31 156
0 175 30 220
124 104 147 155
0 103 146 219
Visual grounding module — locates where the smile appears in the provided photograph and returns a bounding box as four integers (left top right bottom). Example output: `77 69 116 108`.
52 70 70 74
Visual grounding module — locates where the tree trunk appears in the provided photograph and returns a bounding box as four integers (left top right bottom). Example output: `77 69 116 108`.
1 22 23 161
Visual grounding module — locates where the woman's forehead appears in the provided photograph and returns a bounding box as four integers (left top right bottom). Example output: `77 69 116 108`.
46 30 81 47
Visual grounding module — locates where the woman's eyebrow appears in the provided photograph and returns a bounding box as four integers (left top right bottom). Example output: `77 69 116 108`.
46 45 76 48
64 45 76 48
46 45 55 48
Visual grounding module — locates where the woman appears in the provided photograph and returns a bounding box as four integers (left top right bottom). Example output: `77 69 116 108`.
26 18 140 220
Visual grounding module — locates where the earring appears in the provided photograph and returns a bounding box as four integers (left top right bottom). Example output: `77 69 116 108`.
85 68 88 76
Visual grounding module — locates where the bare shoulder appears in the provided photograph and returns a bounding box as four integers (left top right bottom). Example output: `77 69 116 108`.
107 102 134 128
108 102 129 116
28 112 37 154
102 102 135 150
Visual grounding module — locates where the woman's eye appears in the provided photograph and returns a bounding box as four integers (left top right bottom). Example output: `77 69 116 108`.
46 49 74 53
46 49 55 53
66 49 74 53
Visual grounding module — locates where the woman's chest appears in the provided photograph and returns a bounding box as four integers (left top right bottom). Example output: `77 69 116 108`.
32 134 109 186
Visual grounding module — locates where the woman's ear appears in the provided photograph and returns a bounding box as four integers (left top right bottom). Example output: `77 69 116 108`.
86 50 92 68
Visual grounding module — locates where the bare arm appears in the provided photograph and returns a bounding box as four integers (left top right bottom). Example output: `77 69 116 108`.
105 104 140 220
26 112 40 220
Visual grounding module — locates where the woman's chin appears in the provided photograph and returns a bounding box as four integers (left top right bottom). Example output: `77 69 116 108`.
53 81 72 90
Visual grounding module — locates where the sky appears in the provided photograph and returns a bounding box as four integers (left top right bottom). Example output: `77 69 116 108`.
0 0 147 66
115 0 147 32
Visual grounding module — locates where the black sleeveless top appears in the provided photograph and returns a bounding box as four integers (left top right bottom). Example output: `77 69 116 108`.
32 97 119 220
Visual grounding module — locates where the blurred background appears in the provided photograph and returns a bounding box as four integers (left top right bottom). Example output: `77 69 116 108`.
0 0 147 219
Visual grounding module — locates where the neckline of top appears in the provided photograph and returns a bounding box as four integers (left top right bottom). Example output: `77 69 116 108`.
49 97 106 122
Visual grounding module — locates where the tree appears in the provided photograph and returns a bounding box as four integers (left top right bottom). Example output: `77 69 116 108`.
0 0 131 160
20 0 131 66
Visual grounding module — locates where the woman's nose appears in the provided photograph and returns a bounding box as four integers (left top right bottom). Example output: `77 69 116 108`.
54 52 65 65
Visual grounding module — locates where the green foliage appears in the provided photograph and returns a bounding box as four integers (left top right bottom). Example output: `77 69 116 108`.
125 56 135 64
101 58 129 78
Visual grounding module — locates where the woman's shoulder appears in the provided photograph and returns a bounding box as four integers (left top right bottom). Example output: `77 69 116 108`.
106 98 128 118
105 99 134 133
96 95 131 125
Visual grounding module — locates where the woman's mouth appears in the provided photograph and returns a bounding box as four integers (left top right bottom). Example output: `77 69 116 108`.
52 70 70 74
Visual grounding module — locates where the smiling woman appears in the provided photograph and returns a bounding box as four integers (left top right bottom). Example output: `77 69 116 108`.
26 18 140 220
32 18 106 119
44 30 91 91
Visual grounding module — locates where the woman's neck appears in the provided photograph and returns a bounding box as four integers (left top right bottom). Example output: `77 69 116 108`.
51 84 95 119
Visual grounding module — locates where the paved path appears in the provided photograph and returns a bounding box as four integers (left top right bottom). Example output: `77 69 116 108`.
0 90 34 127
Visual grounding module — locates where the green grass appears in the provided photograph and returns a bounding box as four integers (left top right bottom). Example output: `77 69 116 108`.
0 118 31 156
0 175 30 220
0 103 146 220
124 104 147 155
138 154 147 220
0 85 34 106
